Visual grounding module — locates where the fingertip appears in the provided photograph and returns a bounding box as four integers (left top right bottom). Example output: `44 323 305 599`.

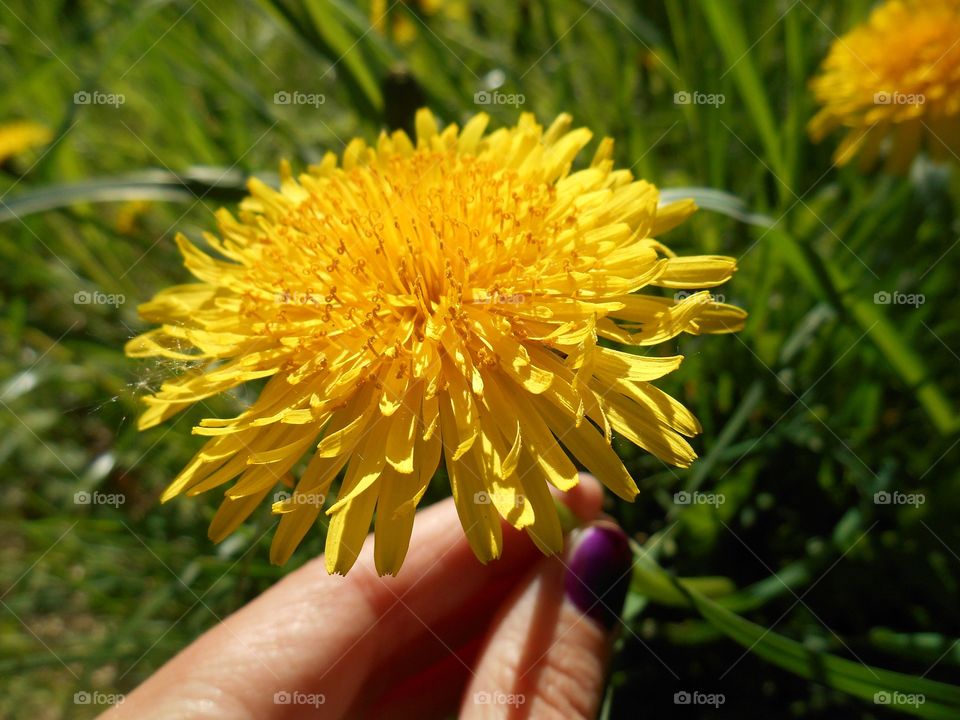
461 533 618 720
553 472 604 523
564 521 633 631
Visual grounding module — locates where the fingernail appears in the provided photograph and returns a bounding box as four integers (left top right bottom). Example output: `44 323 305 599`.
564 522 633 630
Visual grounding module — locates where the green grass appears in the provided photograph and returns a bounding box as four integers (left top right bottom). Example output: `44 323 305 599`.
1 1 959 718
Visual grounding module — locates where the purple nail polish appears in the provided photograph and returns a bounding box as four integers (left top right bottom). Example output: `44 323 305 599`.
564 523 633 630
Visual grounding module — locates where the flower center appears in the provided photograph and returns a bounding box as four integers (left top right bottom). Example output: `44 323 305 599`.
243 150 579 374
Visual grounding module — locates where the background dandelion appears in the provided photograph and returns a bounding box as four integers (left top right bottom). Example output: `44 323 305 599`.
808 0 960 171
2 2 960 719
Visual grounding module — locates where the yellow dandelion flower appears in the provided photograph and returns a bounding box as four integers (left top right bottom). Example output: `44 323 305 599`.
127 110 745 576
0 121 52 165
809 0 960 171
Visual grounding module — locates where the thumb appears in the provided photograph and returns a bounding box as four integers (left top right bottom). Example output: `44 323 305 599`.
460 522 633 719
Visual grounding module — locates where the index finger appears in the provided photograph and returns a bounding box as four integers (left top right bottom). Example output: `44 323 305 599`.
109 474 603 719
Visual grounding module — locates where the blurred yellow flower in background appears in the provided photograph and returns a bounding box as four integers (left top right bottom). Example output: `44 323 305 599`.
115 200 153 236
0 121 52 165
809 0 960 171
371 0 468 44
127 109 744 575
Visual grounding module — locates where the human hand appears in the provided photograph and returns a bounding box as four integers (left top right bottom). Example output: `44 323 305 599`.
106 473 633 719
